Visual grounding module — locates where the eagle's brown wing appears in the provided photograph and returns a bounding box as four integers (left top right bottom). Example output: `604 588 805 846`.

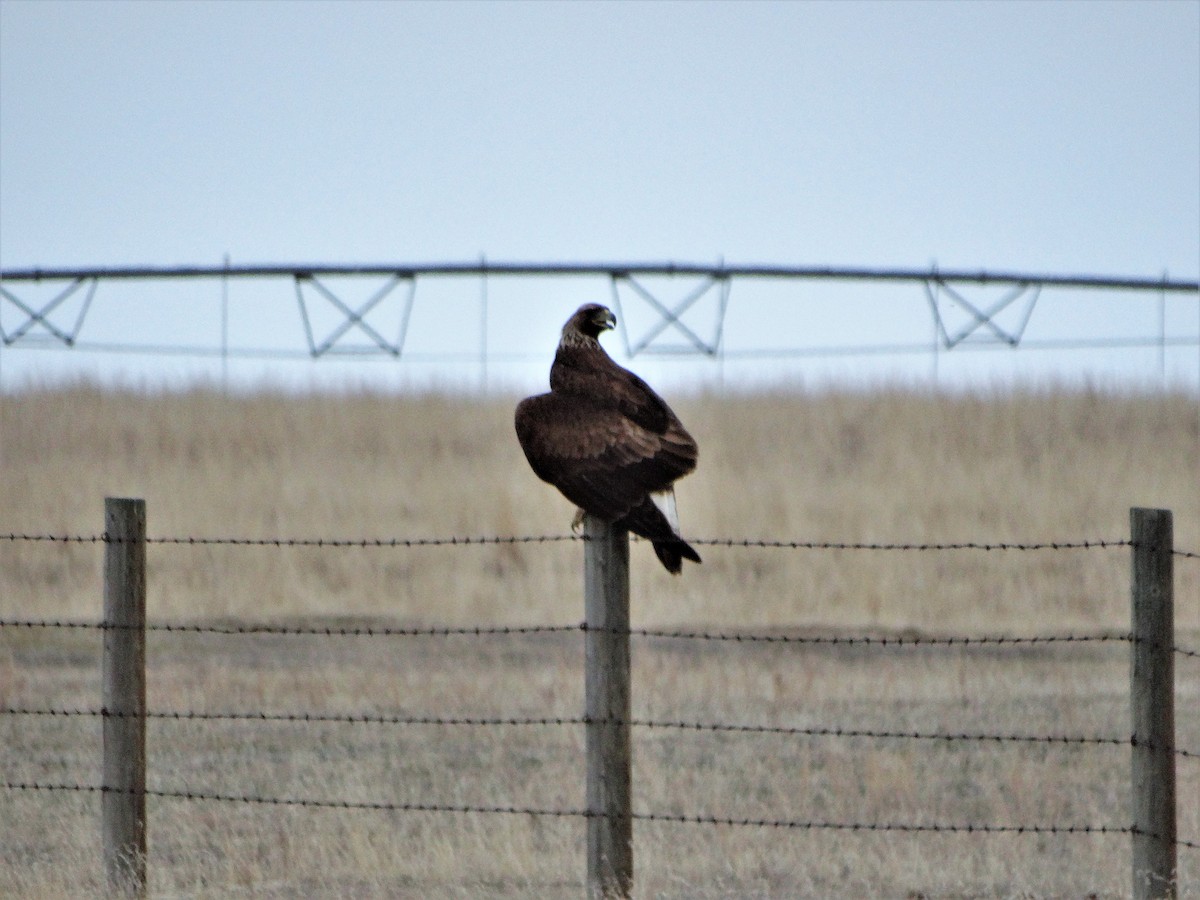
550 342 675 435
514 392 697 523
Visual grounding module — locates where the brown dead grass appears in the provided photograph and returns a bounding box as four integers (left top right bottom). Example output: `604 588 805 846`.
0 384 1196 629
1 385 1198 897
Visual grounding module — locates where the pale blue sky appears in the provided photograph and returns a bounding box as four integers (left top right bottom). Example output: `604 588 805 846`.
1 0 1197 391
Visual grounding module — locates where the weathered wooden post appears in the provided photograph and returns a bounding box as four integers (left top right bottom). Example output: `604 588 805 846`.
103 497 148 897
1130 507 1176 900
583 515 633 899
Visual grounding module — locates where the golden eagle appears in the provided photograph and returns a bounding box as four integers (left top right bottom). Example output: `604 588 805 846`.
514 303 701 574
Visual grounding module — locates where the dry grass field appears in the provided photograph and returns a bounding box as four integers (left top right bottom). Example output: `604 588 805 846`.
1 385 1198 897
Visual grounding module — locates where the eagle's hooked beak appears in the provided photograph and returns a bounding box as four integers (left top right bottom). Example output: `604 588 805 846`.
599 308 616 331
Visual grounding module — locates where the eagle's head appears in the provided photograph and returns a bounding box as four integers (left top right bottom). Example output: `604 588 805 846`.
564 303 617 341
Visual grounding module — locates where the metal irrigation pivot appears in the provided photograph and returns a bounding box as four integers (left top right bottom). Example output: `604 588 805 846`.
1129 508 1176 900
583 515 634 898
103 498 148 897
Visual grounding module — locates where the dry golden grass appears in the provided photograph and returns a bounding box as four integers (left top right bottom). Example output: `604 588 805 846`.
3 626 1196 897
1 384 1196 629
1 385 1198 897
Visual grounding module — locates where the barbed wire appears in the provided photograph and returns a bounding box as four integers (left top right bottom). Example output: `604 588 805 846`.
8 618 1195 660
0 618 580 637
7 780 1195 848
0 532 577 548
8 617 1192 659
5 530 1197 559
5 524 1194 884
622 628 1200 660
692 537 1136 552
615 625 1136 648
11 705 1192 757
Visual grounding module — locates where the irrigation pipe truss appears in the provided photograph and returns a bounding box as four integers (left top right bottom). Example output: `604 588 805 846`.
0 261 1196 290
3 261 1198 377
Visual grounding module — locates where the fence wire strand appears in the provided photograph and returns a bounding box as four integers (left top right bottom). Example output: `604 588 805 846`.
5 530 1197 558
0 618 580 637
7 780 1195 849
8 618 1196 663
0 532 577 548
11 705 1192 757
7 618 1194 657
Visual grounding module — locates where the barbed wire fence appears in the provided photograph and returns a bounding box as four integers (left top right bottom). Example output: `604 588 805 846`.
1 503 1195 898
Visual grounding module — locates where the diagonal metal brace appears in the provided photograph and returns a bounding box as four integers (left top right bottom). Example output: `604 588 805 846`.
294 273 416 357
609 273 731 357
0 277 98 346
924 278 1041 349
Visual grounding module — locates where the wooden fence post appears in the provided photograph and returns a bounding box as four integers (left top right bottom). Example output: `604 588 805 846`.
103 497 148 897
1130 507 1176 900
583 515 633 899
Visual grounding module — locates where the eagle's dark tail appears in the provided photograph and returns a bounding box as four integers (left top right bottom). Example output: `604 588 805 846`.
617 497 702 575
650 537 702 575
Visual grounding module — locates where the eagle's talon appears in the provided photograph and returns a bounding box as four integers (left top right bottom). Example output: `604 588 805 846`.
571 508 586 534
